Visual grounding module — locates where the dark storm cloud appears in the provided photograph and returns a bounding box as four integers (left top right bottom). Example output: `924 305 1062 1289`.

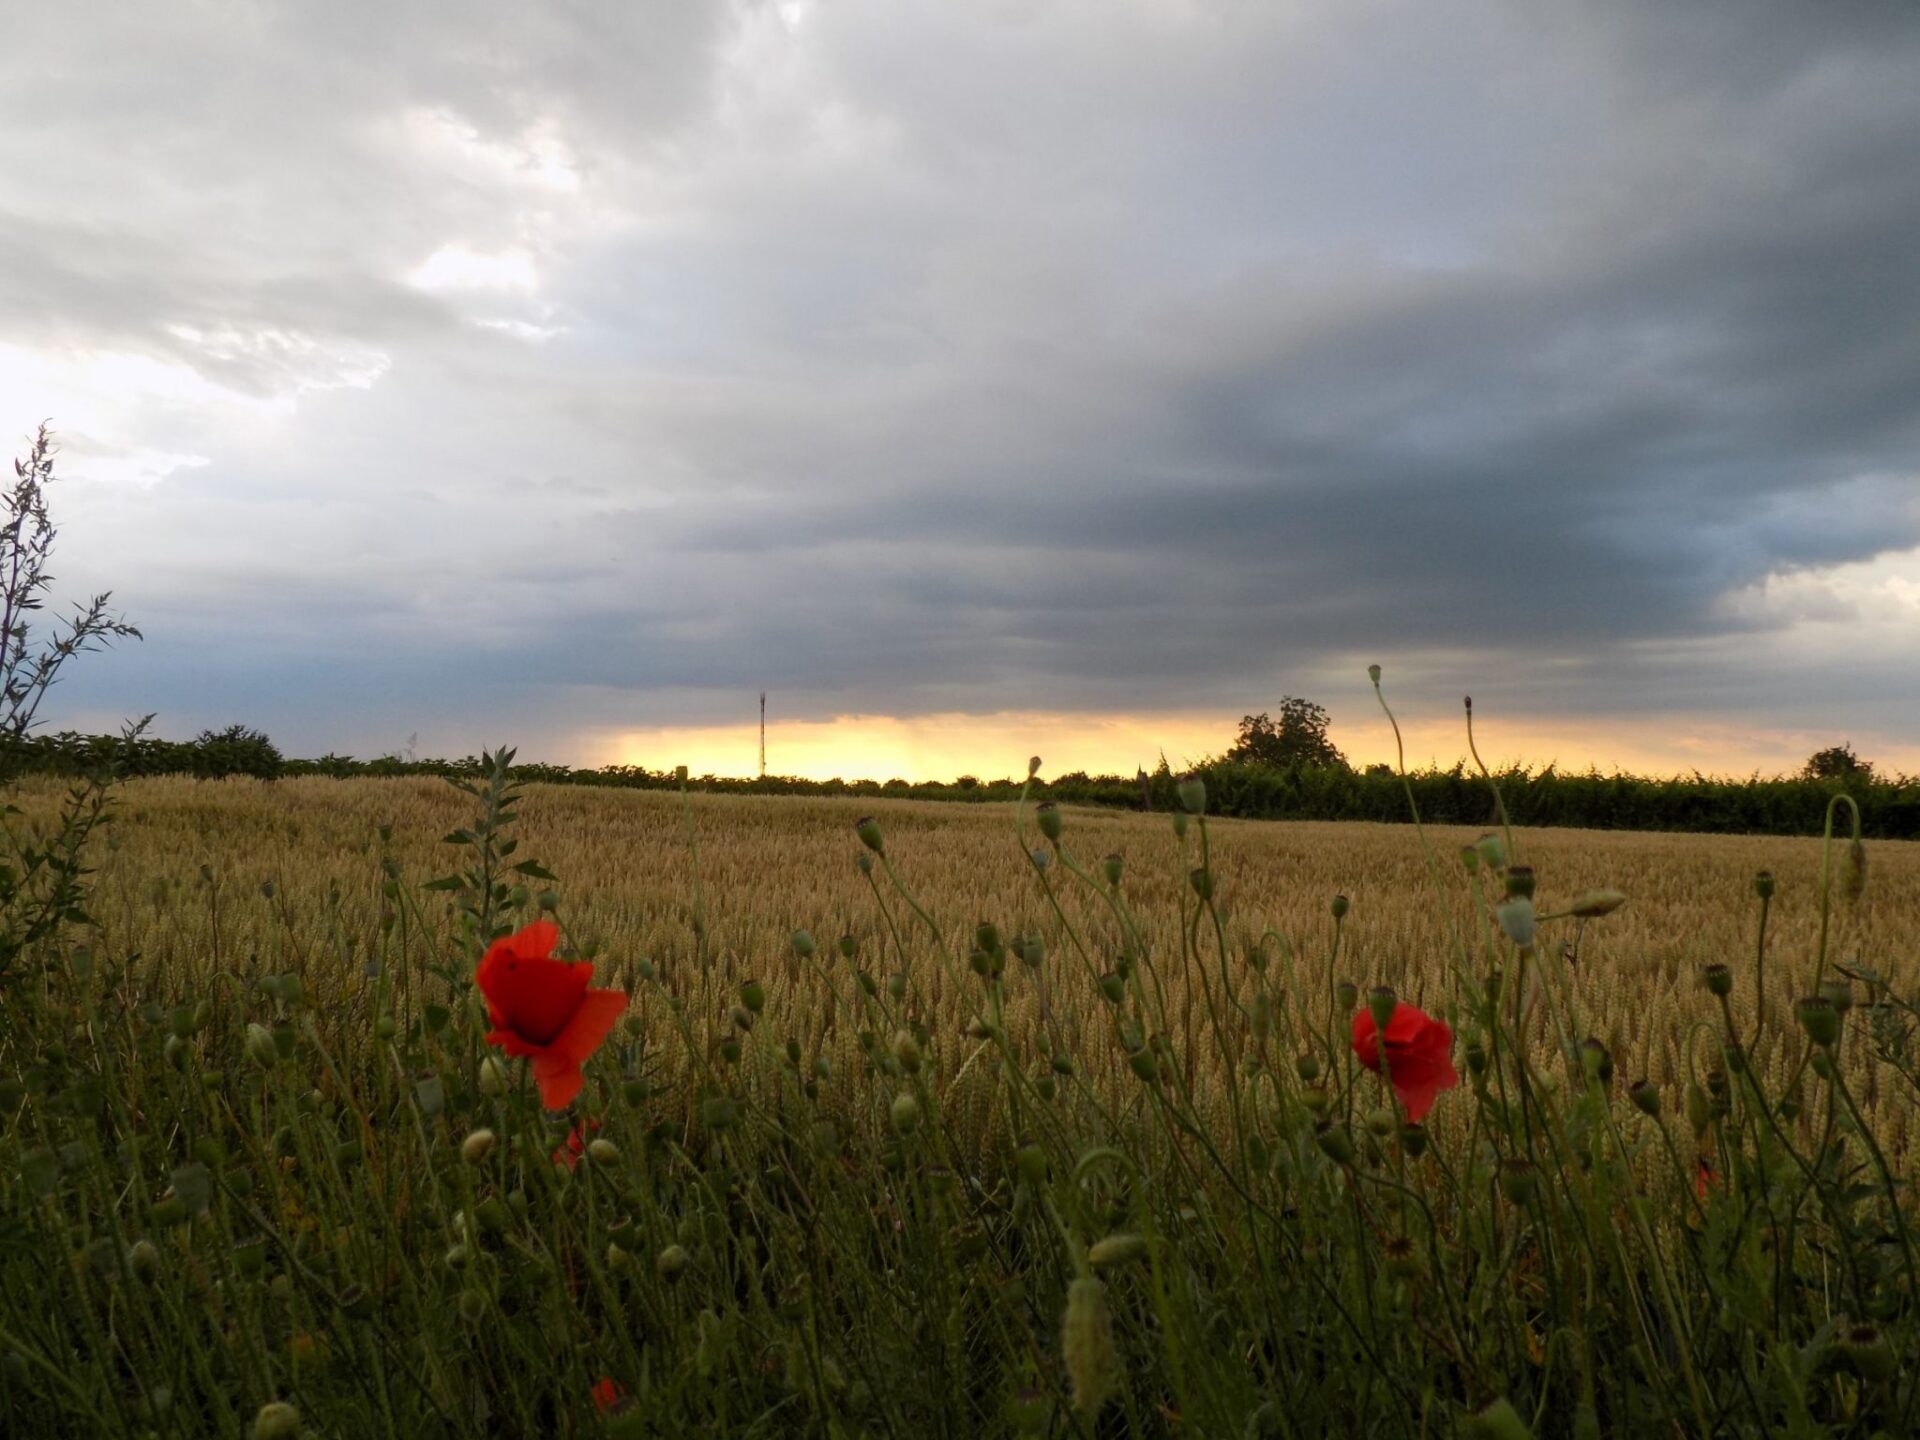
11 0 1920 761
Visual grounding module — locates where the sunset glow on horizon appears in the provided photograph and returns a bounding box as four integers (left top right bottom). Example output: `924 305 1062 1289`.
590 709 1920 786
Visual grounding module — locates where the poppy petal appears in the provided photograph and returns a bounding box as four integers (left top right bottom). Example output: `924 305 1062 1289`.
532 1054 586 1110
546 987 628 1069
478 952 592 1046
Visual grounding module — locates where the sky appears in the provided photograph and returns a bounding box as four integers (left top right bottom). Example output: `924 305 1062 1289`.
6 0 1920 781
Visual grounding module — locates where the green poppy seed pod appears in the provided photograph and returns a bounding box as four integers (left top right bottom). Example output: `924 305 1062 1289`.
1568 888 1627 918
478 1055 509 1097
164 1034 189 1071
1399 1122 1428 1159
656 1243 690 1280
1017 935 1044 968
836 933 858 960
790 929 815 959
1503 864 1535 899
1314 1122 1356 1164
1028 755 1042 778
1098 973 1126 1005
461 1128 497 1165
1495 896 1536 948
892 1031 921 1075
1628 1080 1660 1118
968 948 991 977
854 815 884 854
1088 1233 1149 1268
1819 978 1853 1014
507 884 529 908
1465 1397 1532 1440
1335 980 1359 1013
741 979 766 1013
1176 772 1206 815
1367 985 1397 1034
126 1238 160 1284
1701 963 1732 997
1170 811 1188 840
1035 1074 1057 1102
1368 1237 1416 1287
887 971 908 998
718 1037 742 1064
244 1023 278 1068
374 1014 396 1040
1684 1080 1712 1138
1302 1083 1330 1114
1188 867 1214 901
1842 1323 1894 1382
1062 1277 1117 1416
1796 995 1839 1048
1294 1053 1320 1083
784 1039 802 1067
536 889 559 912
1128 1051 1160 1084
1499 1159 1537 1206
1753 870 1775 900
1464 1037 1487 1075
1330 893 1349 920
857 972 879 997
1580 1037 1614 1088
192 999 213 1030
1474 832 1506 870
252 1402 301 1440
890 1091 919 1133
1841 839 1867 904
1014 1142 1048 1185
1367 663 1382 683
456 1288 488 1324
857 853 873 874
587 1138 619 1164
974 920 1001 956
1459 844 1481 873
1035 803 1062 842
1102 853 1123 887
1365 1108 1395 1138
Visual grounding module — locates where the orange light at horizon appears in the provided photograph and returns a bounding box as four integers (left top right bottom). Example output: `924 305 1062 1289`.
586 709 1920 785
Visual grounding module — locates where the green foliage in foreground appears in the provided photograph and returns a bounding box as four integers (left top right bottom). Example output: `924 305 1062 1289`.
3 750 1919 1439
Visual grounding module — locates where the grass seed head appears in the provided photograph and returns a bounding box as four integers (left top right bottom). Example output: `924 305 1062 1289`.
1062 1277 1117 1416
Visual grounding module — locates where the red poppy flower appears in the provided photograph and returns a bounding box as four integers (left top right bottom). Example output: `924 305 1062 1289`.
1695 1156 1718 1202
1351 1001 1459 1123
591 1376 625 1413
552 1118 602 1172
476 920 627 1110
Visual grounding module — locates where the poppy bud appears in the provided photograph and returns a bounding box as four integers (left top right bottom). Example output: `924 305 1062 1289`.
1580 1038 1613 1088
164 1034 189 1070
1795 995 1839 1048
1014 1143 1048 1185
1753 870 1775 900
1035 1074 1057 1101
127 1238 160 1284
1367 985 1397 1034
456 1288 488 1324
1398 1123 1428 1159
890 1091 919 1133
837 934 858 960
1314 1123 1355 1164
1017 935 1044 968
1335 981 1359 1014
790 930 815 958
1035 803 1062 842
1568 889 1626 918
244 1023 278 1068
461 1129 496 1165
1840 839 1867 904
1499 1159 1536 1206
656 1244 690 1280
1330 894 1349 920
1088 1233 1149 1268
1701 964 1732 997
478 1056 508 1097
1503 865 1535 899
1099 973 1126 1005
1102 853 1123 887
1685 1081 1711 1138
1474 833 1506 870
973 920 1001 957
253 1402 301 1440
1052 1055 1074 1076
1365 1108 1395 1138
1495 897 1536 948
1176 773 1206 815
1189 868 1214 901
741 980 766 1013
854 817 884 855
719 1037 742 1064
1295 1054 1320 1083
1464 1038 1488 1075
857 972 878 997
1466 1398 1532 1440
587 1138 619 1164
1628 1080 1660 1118
1128 1052 1160 1084
1302 1084 1330 1115
1061 1277 1117 1416
1171 811 1188 840
892 1031 921 1075
887 971 907 998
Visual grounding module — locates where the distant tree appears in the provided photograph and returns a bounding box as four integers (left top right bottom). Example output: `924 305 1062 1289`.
192 724 284 780
1364 762 1394 778
1228 697 1346 769
1802 743 1873 783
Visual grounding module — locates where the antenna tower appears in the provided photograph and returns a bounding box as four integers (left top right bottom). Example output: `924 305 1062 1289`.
759 692 767 779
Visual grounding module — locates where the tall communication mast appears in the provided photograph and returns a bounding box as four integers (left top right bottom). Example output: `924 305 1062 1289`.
759 692 767 779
